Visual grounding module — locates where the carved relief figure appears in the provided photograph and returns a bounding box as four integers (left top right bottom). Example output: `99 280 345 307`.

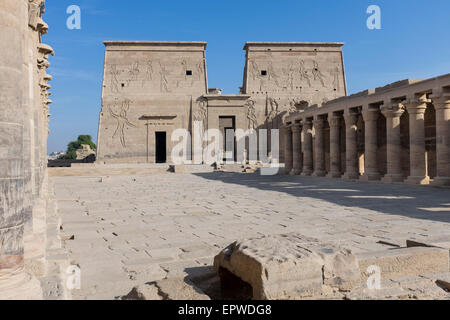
332 66 341 91
285 63 296 91
196 60 204 81
142 60 153 87
110 65 120 93
109 99 136 147
298 60 311 87
267 61 280 87
249 60 260 81
246 100 258 130
312 61 325 87
267 97 279 122
159 63 170 92
194 99 208 132
128 62 140 84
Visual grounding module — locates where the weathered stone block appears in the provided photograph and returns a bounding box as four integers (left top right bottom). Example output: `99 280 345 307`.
214 233 360 300
357 247 450 281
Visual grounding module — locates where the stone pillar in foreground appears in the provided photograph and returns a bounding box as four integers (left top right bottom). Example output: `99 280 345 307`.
291 123 302 175
283 125 293 174
360 107 381 181
430 94 450 186
0 0 42 300
404 99 430 185
328 114 342 178
312 117 326 177
381 103 405 183
343 110 359 180
301 120 313 176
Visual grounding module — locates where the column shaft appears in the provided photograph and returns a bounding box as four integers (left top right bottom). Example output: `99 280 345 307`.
284 126 293 174
431 95 450 186
328 115 342 178
313 118 326 177
381 104 405 183
343 111 359 179
404 99 430 185
291 124 302 175
301 120 313 176
361 107 381 181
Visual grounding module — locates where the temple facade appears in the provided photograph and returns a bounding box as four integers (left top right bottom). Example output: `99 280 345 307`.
96 41 347 164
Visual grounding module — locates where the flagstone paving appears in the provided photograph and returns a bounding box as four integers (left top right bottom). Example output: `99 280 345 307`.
51 172 450 299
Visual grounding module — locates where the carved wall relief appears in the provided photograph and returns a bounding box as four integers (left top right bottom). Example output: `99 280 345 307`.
159 62 170 93
312 61 325 87
194 98 208 132
298 59 311 87
109 65 120 93
246 100 258 130
108 98 136 147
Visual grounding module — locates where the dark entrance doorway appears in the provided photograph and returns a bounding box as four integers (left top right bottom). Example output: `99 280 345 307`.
219 116 236 162
155 132 167 163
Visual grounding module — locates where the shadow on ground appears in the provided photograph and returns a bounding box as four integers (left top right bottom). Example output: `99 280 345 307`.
193 172 450 224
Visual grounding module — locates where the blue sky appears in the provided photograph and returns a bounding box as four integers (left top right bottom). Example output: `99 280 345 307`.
44 0 450 153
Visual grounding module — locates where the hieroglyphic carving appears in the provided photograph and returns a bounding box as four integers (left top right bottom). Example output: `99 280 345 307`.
128 62 139 85
196 60 204 81
298 59 311 87
109 98 136 147
142 60 153 87
312 61 325 87
249 60 260 81
159 62 170 93
246 100 258 130
332 66 341 91
109 65 120 93
267 61 280 87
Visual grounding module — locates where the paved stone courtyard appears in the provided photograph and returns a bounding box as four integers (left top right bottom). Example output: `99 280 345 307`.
51 172 450 300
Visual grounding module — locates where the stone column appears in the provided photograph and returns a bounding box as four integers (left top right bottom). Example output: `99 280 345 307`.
312 117 326 177
360 107 381 181
301 120 313 176
404 99 430 185
291 123 302 175
343 110 359 180
328 114 342 178
283 125 293 174
381 103 405 183
430 94 450 186
0 0 42 300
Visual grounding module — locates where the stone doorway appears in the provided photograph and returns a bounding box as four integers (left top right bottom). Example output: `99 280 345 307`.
219 116 236 162
155 131 167 163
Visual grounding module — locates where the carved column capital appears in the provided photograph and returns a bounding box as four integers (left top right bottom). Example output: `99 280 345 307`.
328 115 342 128
291 123 302 133
402 98 429 114
362 107 380 122
381 103 405 118
313 118 325 130
344 110 359 126
430 94 450 110
302 119 313 130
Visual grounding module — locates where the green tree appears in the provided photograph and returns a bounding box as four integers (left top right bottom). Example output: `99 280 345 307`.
60 135 97 159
